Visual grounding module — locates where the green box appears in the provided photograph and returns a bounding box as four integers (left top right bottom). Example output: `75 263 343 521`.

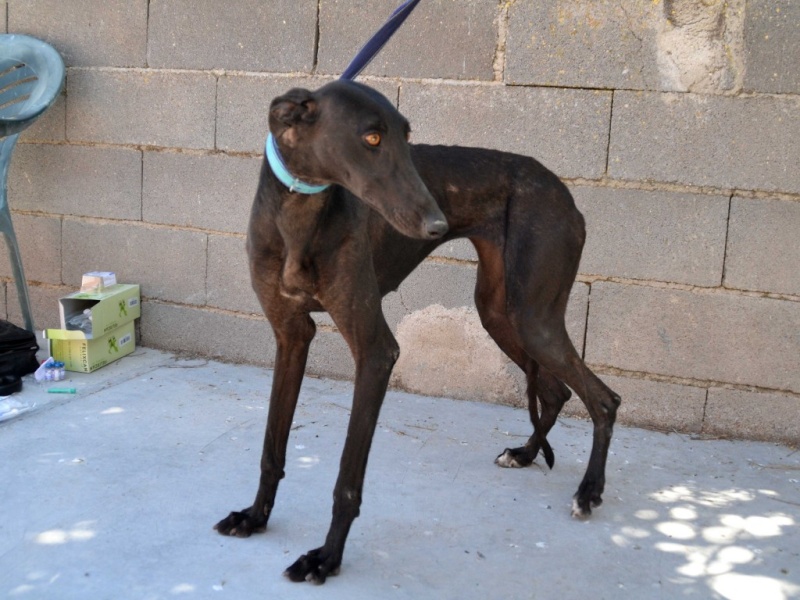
45 321 136 373
58 284 140 338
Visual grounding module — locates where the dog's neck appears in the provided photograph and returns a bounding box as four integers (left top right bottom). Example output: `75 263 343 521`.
265 133 330 195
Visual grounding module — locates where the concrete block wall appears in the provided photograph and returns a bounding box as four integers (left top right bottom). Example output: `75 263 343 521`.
2 0 798 444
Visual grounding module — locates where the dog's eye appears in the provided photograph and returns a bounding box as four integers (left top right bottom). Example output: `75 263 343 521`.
364 133 381 147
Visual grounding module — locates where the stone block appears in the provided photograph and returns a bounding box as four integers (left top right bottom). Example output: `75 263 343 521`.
8 0 148 67
5 282 68 331
143 151 260 234
307 329 354 381
744 0 800 94
396 260 477 314
319 0 498 80
216 74 397 153
147 0 317 72
609 91 800 194
724 197 800 296
207 234 261 315
430 239 478 262
562 374 706 435
9 144 142 220
61 220 207 305
574 186 728 286
141 301 275 366
391 305 524 406
705 388 800 444
0 214 61 284
67 69 216 149
400 83 611 179
586 282 800 393
506 0 661 90
20 93 65 142
507 0 745 94
398 261 589 351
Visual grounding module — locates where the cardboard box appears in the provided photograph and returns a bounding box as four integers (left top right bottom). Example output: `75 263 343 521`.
45 321 136 373
59 284 140 338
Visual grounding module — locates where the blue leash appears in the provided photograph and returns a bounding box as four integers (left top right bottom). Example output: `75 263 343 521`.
340 0 423 80
267 0 424 193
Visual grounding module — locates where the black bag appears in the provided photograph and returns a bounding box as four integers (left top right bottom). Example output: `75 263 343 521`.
0 319 39 379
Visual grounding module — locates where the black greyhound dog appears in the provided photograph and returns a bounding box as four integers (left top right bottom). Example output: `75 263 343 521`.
214 80 621 584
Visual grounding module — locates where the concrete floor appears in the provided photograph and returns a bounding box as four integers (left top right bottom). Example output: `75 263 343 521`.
1 348 798 600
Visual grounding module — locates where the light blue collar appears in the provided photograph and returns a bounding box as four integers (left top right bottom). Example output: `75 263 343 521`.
265 133 330 195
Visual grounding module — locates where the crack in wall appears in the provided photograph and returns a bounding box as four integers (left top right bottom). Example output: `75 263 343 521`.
492 0 516 82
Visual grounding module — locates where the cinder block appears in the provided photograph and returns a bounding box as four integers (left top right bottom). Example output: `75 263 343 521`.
724 197 800 296
141 301 275 366
744 0 800 94
400 83 611 179
143 151 260 234
8 0 148 67
0 214 61 284
395 260 589 353
391 305 523 406
506 0 661 90
609 92 800 194
5 282 69 332
586 282 800 394
705 388 800 444
318 0 497 80
430 239 478 262
216 75 397 153
67 69 216 149
574 186 728 286
20 93 65 142
562 374 706 435
147 0 317 72
61 220 207 305
397 260 477 314
207 234 261 315
9 144 142 220
507 0 744 94
307 330 354 381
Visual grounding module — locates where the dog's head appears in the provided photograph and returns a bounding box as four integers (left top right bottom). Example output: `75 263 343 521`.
268 80 448 240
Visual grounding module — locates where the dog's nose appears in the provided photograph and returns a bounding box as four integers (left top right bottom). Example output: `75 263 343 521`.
426 219 449 239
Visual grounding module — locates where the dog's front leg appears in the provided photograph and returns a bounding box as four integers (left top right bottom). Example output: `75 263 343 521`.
215 312 316 537
284 251 398 584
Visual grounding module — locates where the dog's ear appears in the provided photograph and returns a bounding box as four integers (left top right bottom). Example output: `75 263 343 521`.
269 88 318 129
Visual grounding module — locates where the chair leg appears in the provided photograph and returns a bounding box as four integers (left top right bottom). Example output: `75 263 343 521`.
1 220 35 332
0 134 35 332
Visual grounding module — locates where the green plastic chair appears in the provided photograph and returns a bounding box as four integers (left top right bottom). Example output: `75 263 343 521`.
0 34 65 331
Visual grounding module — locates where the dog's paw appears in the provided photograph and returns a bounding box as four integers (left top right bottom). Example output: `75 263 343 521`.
213 508 267 538
571 482 603 519
284 547 342 585
495 447 535 468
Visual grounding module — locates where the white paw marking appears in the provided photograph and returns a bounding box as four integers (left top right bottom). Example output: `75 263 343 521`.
495 451 523 469
571 498 590 519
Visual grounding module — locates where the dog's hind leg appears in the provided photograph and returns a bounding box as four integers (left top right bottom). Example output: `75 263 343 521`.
472 238 560 469
503 187 620 518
